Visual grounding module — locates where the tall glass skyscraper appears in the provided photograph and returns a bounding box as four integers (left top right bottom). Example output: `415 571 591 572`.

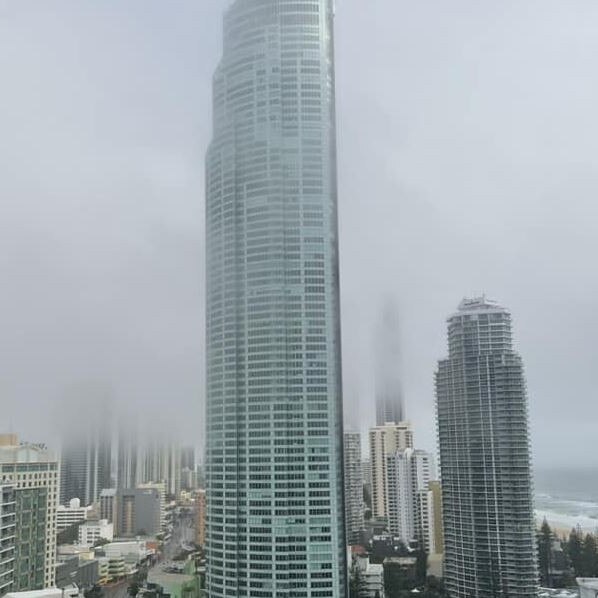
435 298 538 598
205 1 346 597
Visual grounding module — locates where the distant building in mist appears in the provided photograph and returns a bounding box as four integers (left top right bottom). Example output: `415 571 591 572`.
140 437 180 498
115 423 183 497
362 459 372 506
0 434 59 594
99 488 117 524
115 487 161 538
375 302 405 425
116 423 140 490
60 411 112 506
180 446 196 491
369 422 413 519
180 446 195 471
436 297 537 597
344 432 364 545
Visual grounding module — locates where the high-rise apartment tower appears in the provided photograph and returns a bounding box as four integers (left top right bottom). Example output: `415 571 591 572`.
205 1 346 596
435 297 537 598
344 432 363 545
0 435 59 594
369 422 413 519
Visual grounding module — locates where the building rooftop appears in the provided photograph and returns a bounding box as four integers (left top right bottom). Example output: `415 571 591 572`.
5 590 63 598
147 571 195 585
0 435 55 463
578 577 598 590
538 588 579 598
365 563 383 575
452 296 507 318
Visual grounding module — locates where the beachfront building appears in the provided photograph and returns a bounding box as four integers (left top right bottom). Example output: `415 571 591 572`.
436 297 538 598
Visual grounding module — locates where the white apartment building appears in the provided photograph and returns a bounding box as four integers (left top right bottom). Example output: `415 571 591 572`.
369 422 413 518
56 497 93 531
78 519 113 547
385 448 434 550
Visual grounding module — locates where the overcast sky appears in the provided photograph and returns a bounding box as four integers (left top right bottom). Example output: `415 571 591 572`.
1 0 597 468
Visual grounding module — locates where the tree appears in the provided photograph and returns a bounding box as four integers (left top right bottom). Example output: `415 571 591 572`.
422 576 446 598
384 560 415 598
415 550 428 585
84 585 103 598
349 562 362 598
581 533 598 577
57 522 82 545
538 519 553 586
127 582 140 597
566 527 583 576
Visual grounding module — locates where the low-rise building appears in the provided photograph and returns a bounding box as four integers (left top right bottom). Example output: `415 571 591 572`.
55 555 100 592
97 559 109 586
106 557 126 582
78 519 113 547
5 589 64 598
356 558 385 598
56 498 93 532
98 540 152 567
56 545 95 563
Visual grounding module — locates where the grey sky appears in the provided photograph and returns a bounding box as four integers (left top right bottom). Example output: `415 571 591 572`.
1 1 597 467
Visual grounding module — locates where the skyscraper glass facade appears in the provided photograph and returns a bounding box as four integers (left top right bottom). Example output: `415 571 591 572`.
205 1 346 597
435 298 538 598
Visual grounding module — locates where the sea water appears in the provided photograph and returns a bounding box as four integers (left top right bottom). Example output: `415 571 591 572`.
534 467 598 535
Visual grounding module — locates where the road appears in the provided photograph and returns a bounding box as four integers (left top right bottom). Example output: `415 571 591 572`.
102 580 128 598
102 507 197 597
162 508 196 560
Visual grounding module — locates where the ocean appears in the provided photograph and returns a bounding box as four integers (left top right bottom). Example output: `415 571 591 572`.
534 467 598 535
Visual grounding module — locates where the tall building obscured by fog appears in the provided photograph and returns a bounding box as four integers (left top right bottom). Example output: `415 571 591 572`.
60 419 111 506
116 423 140 490
140 438 181 498
0 435 59 594
344 432 363 546
375 302 404 425
205 0 346 595
435 297 537 598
